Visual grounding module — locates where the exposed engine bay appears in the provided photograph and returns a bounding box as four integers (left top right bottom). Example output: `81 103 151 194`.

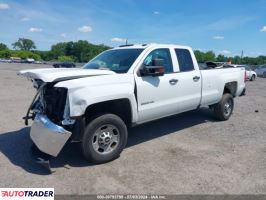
25 79 74 126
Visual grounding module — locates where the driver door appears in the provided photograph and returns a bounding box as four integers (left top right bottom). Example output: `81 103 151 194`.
134 48 180 123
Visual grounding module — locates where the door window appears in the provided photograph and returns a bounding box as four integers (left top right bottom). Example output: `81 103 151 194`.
175 49 194 72
143 48 173 73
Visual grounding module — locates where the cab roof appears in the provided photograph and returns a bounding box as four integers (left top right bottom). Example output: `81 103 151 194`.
112 43 191 50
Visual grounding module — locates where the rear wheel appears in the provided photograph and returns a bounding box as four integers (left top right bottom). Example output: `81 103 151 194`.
82 114 128 164
263 72 266 78
213 93 234 121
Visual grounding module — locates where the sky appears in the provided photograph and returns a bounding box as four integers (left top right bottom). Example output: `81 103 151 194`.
0 0 266 57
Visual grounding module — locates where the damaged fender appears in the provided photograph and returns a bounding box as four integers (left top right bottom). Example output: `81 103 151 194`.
54 74 138 121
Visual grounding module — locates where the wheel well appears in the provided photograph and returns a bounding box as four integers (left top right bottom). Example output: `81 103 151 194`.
224 82 237 97
84 99 132 127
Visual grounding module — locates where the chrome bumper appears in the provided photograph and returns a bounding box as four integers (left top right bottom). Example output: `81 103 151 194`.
30 114 72 157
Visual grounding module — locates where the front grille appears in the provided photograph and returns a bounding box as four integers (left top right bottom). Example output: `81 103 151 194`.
42 85 67 123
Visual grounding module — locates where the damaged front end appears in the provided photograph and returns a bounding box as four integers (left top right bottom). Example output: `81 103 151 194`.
25 80 75 159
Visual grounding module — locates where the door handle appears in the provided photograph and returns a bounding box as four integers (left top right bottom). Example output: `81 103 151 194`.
193 76 200 82
169 79 178 85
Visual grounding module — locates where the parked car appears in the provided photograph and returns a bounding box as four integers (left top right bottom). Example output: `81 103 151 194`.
35 60 43 64
10 57 22 63
25 58 35 64
53 62 76 68
18 44 246 166
255 65 266 78
222 64 257 81
244 65 257 81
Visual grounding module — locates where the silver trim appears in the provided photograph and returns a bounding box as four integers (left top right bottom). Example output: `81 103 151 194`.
30 114 72 157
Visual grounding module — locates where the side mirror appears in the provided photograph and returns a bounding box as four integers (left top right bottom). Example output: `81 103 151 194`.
140 59 165 77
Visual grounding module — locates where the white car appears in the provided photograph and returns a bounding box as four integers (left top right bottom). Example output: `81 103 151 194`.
255 65 266 78
18 44 246 165
244 65 257 81
223 64 257 81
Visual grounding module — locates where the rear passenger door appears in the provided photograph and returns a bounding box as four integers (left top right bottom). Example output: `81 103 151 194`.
173 48 202 112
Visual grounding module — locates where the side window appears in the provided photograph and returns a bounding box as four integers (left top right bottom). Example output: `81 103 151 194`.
143 48 173 73
175 49 194 72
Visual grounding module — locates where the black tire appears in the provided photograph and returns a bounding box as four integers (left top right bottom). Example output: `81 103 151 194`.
263 72 266 78
213 93 234 121
82 113 128 164
250 75 255 81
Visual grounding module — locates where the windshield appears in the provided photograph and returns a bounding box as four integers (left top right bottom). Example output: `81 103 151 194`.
83 49 144 73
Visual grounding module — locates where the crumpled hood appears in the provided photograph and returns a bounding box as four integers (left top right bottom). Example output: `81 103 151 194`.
17 68 116 82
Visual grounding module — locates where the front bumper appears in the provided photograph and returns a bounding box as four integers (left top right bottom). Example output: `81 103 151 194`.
30 114 72 157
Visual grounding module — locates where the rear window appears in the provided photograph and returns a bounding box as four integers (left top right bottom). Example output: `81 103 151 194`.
175 49 194 72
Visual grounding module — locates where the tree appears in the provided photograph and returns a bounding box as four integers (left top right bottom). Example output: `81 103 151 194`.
216 54 226 62
0 50 11 58
58 55 74 62
10 50 41 60
0 43 8 51
194 50 216 63
50 40 110 62
205 51 216 61
194 50 206 63
232 56 241 64
50 42 68 59
12 38 36 51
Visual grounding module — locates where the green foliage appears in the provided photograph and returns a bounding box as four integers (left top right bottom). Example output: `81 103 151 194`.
0 50 11 58
50 40 110 62
3 38 266 65
3 39 109 62
194 50 215 62
205 51 216 61
0 43 8 51
11 50 41 60
0 49 41 60
194 50 266 65
216 54 226 62
58 55 74 62
51 42 68 59
194 50 205 63
12 38 36 51
35 50 54 61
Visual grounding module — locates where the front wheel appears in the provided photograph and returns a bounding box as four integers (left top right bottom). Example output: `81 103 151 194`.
82 114 128 164
213 93 234 121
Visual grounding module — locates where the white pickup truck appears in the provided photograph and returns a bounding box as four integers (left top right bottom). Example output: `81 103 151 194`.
19 44 246 164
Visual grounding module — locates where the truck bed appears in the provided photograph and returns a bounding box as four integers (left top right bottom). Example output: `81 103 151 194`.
200 67 246 106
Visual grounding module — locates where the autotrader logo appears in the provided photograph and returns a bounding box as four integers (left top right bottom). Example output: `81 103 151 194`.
0 188 54 200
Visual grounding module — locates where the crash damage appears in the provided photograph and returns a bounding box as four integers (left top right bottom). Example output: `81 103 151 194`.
18 68 116 172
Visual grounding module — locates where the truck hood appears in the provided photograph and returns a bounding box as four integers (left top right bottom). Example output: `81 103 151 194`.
17 68 116 82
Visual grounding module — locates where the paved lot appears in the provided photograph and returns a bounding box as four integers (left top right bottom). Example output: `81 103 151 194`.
0 63 265 194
